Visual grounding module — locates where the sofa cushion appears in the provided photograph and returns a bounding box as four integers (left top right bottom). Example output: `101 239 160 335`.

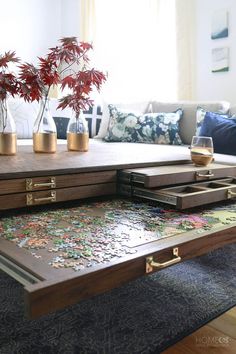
104 105 183 144
199 112 236 155
214 152 236 165
151 101 230 145
95 100 151 139
17 139 66 146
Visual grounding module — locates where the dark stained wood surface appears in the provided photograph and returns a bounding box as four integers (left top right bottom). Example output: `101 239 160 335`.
0 140 191 179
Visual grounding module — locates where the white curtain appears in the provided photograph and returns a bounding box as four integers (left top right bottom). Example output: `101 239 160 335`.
80 0 96 42
80 0 195 102
175 0 196 100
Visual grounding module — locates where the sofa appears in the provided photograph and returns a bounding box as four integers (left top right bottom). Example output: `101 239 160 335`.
10 97 236 166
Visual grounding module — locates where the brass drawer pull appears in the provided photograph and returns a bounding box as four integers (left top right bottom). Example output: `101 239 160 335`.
26 191 56 205
146 247 181 273
227 189 236 199
26 177 56 191
195 171 214 179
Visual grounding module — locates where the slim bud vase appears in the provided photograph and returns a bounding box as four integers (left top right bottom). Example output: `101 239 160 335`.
67 112 89 152
33 97 57 153
0 99 17 155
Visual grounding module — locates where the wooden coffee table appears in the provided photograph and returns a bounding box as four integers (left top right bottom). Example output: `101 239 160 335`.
0 144 236 318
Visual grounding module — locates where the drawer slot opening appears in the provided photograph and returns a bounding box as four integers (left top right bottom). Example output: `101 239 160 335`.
224 178 236 185
205 182 230 189
167 186 207 195
0 255 41 286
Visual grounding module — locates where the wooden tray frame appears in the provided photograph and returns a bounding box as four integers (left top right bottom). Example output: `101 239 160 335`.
1 221 235 318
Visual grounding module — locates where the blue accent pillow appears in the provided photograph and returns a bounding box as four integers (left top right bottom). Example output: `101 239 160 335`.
196 107 229 136
199 111 236 155
53 104 102 139
104 105 183 144
53 117 70 139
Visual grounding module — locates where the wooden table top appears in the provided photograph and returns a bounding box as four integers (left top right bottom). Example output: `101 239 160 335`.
0 140 191 179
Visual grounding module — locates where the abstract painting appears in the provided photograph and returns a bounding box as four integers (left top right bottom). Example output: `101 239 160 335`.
211 10 228 39
212 47 229 73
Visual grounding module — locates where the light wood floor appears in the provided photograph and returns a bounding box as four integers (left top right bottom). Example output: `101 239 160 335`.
162 307 236 354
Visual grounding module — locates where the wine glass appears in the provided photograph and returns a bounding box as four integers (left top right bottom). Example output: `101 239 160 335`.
190 136 214 166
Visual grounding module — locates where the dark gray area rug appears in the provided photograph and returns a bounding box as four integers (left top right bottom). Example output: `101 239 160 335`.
0 244 235 354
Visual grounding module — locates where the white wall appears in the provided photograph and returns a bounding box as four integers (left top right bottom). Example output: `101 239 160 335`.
195 0 236 104
0 0 77 64
61 0 80 37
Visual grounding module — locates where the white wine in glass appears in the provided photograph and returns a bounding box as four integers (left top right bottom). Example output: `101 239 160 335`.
190 136 214 166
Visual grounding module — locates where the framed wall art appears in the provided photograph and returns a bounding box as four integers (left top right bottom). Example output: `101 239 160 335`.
211 10 228 40
212 47 229 73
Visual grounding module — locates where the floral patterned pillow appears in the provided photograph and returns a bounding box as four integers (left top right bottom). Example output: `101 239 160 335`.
104 105 183 144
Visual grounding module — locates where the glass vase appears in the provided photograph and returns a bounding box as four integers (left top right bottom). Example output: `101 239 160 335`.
0 99 17 155
67 111 89 152
33 97 57 153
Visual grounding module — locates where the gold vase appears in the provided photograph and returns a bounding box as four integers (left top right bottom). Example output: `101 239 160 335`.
67 111 89 152
67 132 89 152
0 133 17 155
33 132 57 153
33 97 57 153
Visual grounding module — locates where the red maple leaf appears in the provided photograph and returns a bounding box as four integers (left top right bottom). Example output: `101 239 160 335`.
0 51 20 68
0 51 21 100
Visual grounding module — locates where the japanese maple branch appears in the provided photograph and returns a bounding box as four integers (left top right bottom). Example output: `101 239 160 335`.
59 48 90 77
35 86 50 133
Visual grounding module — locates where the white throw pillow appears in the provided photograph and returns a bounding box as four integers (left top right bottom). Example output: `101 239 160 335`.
8 97 73 139
9 98 40 139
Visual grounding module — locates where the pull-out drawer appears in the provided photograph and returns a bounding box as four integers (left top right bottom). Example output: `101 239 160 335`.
0 170 117 210
0 170 116 195
0 183 116 210
0 197 235 318
118 163 236 188
118 178 236 209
